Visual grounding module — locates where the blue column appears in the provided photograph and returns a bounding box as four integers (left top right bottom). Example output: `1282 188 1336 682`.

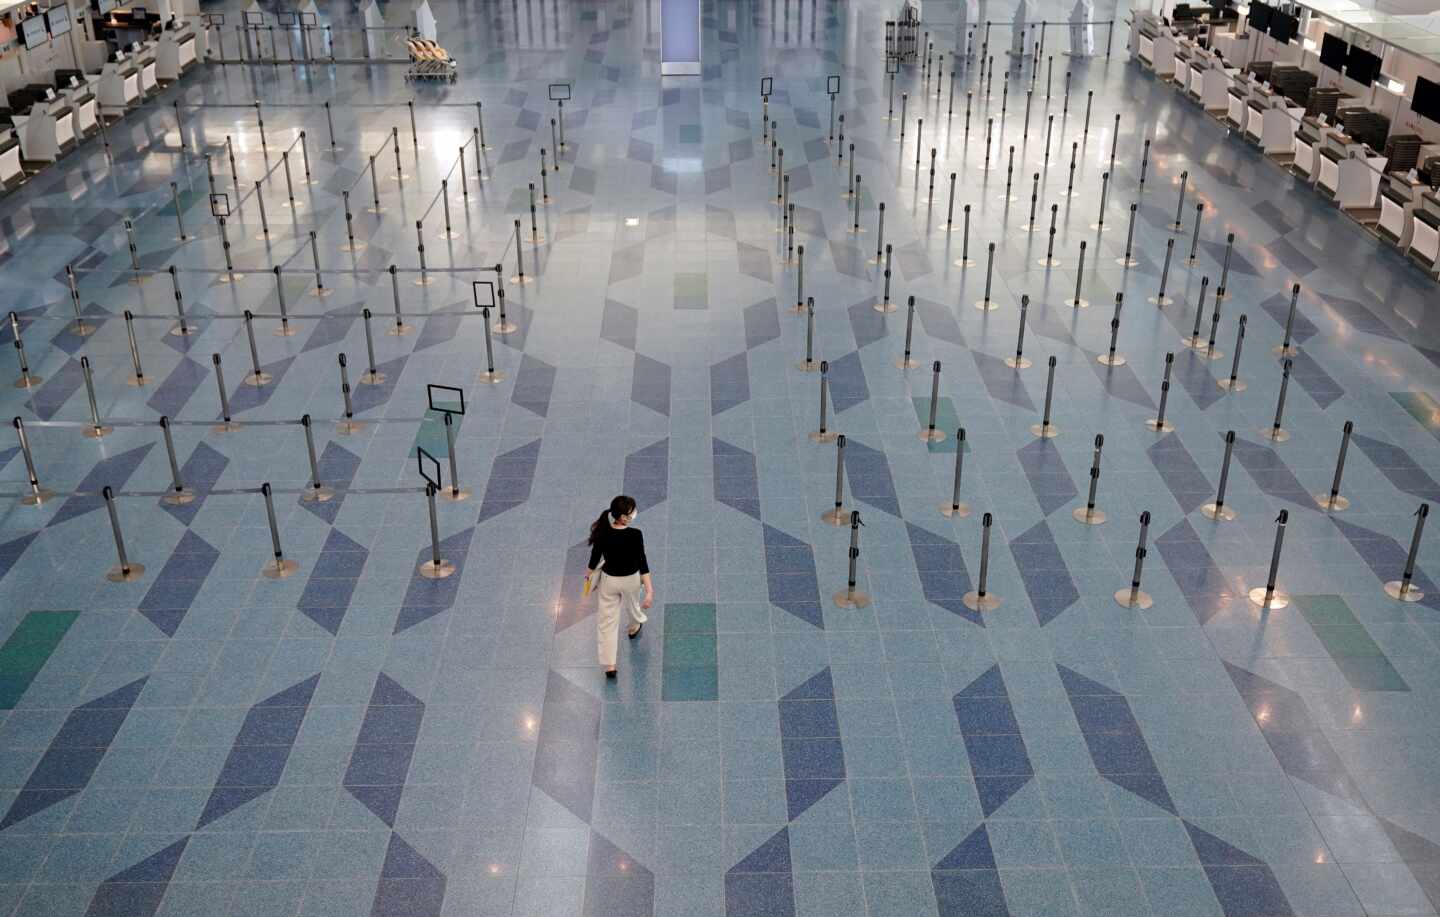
661 0 701 74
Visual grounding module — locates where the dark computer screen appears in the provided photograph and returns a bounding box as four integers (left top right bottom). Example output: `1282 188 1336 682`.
1345 46 1380 87
1248 2 1272 31
1319 33 1347 70
1412 76 1440 122
1268 12 1297 43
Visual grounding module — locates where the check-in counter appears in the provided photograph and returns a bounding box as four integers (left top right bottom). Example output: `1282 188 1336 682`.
97 61 141 111
1292 116 1337 181
1408 195 1440 276
157 26 199 80
1152 32 1178 78
0 131 23 192
1225 82 1247 128
13 100 77 163
1336 150 1387 212
137 50 159 97
65 84 99 138
1377 174 1426 248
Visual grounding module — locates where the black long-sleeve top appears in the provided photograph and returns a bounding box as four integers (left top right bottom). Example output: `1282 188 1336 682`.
588 526 650 577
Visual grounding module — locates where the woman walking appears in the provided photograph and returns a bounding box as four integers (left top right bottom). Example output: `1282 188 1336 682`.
583 495 654 678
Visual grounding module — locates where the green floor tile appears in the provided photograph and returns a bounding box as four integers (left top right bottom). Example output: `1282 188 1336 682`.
0 611 80 709
1392 392 1440 442
1311 625 1384 658
910 396 968 454
1333 656 1410 692
411 405 462 459
664 604 716 635
661 667 719 702
1294 595 1360 627
662 634 718 669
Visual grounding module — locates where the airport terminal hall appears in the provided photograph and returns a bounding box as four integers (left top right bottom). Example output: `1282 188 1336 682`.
8 0 1440 911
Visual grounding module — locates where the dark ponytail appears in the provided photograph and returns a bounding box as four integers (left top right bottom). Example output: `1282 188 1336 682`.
588 495 637 545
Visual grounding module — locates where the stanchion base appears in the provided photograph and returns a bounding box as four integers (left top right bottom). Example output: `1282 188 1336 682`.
1199 347 1224 362
218 273 245 284
962 591 1002 611
106 563 146 583
847 226 866 235
1073 506 1107 525
211 421 242 433
1030 423 1058 439
169 324 195 337
1146 295 1173 306
1384 581 1425 602
273 324 298 337
440 231 462 241
1037 257 1063 268
389 173 411 182
13 373 43 388
1217 378 1247 392
281 201 305 210
440 487 472 503
919 428 946 443
20 488 55 506
789 303 808 315
955 258 976 268
336 420 366 435
71 322 98 337
262 559 300 580
1144 419 1175 433
809 430 840 444
1182 257 1200 267
162 488 196 506
1248 586 1290 609
1089 223 1110 232
341 241 368 252
126 375 148 387
412 276 436 287
301 486 336 503
1263 428 1291 443
385 323 416 338
1115 587 1154 609
1181 335 1205 350
1116 257 1138 267
493 321 518 335
873 300 898 314
359 371 387 386
510 275 535 285
820 507 850 526
419 559 457 579
940 502 971 518
796 360 821 372
82 425 114 439
997 193 1019 203
1005 356 1033 369
1272 344 1299 357
1066 298 1090 309
974 299 999 311
1316 494 1350 512
1215 289 1230 301
833 589 872 608
313 287 334 298
1200 502 1236 521
530 233 547 246
1019 224 1040 233
1097 353 1126 367
896 357 920 369
1170 222 1184 232
243 372 273 387
478 370 507 384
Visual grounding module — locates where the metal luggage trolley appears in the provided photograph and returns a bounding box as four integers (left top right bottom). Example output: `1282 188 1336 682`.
405 35 458 83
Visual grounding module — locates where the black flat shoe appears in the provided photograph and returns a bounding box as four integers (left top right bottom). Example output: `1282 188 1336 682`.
628 624 643 640
605 668 617 678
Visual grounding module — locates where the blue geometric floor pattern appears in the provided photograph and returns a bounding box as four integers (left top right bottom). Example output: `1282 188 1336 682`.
2 0 1440 913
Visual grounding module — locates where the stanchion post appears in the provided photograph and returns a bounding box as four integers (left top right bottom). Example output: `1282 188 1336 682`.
919 361 946 443
897 296 919 369
821 435 849 525
794 245 806 313
389 265 413 334
260 482 299 578
1275 283 1301 356
170 181 187 241
418 483 457 578
1117 203 1138 266
1073 434 1106 524
1171 171 1188 230
1146 353 1176 432
359 309 385 385
1067 241 1088 308
80 357 111 438
940 428 970 517
211 354 239 432
309 231 327 296
9 312 40 388
1385 504 1430 602
1216 232 1235 299
13 417 54 504
478 304 505 383
1150 239 1175 305
1115 511 1154 608
123 310 146 387
159 416 194 505
1218 316 1247 391
1249 510 1291 608
832 509 871 607
963 513 1001 611
299 414 334 503
1007 295 1032 368
798 297 819 371
810 361 838 443
1265 359 1293 442
1098 293 1125 366
1184 203 1204 264
103 486 144 581
66 265 93 336
975 243 998 310
336 354 363 434
1202 431 1238 520
1031 356 1058 438
1317 421 1354 511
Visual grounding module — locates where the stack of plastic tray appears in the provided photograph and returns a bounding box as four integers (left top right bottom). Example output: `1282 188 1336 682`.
1385 134 1423 174
1306 87 1343 121
1339 106 1390 150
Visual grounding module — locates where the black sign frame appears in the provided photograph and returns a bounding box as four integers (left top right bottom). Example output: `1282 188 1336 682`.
417 446 442 488
472 279 495 308
427 383 465 415
548 82 572 101
760 76 773 97
209 192 230 218
827 75 840 95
